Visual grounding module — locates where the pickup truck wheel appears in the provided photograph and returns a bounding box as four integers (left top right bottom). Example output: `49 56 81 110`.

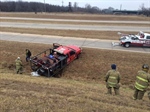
124 43 130 48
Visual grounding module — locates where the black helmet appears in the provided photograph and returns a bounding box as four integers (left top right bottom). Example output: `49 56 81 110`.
111 64 116 70
142 64 149 70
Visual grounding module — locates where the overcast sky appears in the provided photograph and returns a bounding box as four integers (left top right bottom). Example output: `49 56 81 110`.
1 0 150 10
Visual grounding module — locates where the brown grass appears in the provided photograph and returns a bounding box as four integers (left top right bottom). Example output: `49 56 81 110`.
0 72 150 112
0 40 150 112
0 27 142 40
0 12 150 111
0 19 149 27
0 40 150 86
0 12 149 21
0 73 150 112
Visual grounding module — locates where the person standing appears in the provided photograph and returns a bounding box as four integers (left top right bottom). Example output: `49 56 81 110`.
15 57 23 74
26 49 31 62
105 64 121 95
53 52 58 59
148 92 150 100
133 64 150 100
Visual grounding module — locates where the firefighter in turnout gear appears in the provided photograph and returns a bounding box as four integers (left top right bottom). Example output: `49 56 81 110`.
26 49 31 62
15 57 23 74
105 64 121 95
148 92 150 100
133 64 150 100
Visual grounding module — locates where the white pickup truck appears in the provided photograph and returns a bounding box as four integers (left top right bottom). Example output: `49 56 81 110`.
119 31 150 48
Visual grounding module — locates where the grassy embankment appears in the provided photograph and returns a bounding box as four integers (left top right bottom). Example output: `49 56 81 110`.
0 73 150 112
0 40 150 112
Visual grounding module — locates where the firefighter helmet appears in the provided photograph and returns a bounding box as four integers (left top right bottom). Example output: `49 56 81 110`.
142 64 149 70
111 64 116 70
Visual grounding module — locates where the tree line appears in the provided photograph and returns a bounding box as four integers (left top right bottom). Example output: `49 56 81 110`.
0 1 149 16
0 1 64 12
0 1 101 13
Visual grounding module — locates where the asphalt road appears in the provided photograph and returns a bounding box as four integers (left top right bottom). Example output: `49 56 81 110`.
1 22 150 32
0 32 150 53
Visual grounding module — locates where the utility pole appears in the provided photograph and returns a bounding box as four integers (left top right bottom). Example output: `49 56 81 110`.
68 2 72 12
120 4 122 10
44 0 46 13
61 1 64 12
62 0 64 7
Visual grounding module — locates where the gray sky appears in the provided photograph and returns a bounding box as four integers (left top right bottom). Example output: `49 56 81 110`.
1 0 150 10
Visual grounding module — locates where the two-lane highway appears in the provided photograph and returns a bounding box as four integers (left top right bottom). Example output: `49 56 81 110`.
0 32 150 53
0 17 150 32
1 22 150 32
0 17 149 53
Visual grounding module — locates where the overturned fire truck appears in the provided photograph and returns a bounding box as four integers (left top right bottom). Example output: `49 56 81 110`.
30 43 82 77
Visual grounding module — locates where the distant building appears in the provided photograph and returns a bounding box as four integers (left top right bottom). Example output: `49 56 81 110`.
113 10 141 15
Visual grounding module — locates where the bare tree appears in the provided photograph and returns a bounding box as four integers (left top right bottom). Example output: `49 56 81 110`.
139 4 150 17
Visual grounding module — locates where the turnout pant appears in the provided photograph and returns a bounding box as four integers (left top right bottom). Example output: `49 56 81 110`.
106 84 120 95
133 88 146 100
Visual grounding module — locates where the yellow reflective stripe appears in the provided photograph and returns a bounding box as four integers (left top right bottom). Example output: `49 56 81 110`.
137 76 148 82
108 81 116 87
135 82 147 89
135 85 144 91
108 81 116 85
109 76 117 79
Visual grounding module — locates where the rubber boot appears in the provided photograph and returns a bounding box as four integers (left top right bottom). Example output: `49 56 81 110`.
107 88 112 94
137 90 145 100
114 88 120 95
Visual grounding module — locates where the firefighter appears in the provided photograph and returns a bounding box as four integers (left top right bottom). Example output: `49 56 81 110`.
15 57 23 74
26 49 31 62
105 64 121 95
51 52 58 63
53 52 58 58
133 64 150 100
148 92 150 100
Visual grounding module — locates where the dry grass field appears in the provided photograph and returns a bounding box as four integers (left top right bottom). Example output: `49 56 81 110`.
0 73 150 112
0 13 150 112
0 12 150 21
0 27 136 40
1 40 150 85
0 40 150 112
